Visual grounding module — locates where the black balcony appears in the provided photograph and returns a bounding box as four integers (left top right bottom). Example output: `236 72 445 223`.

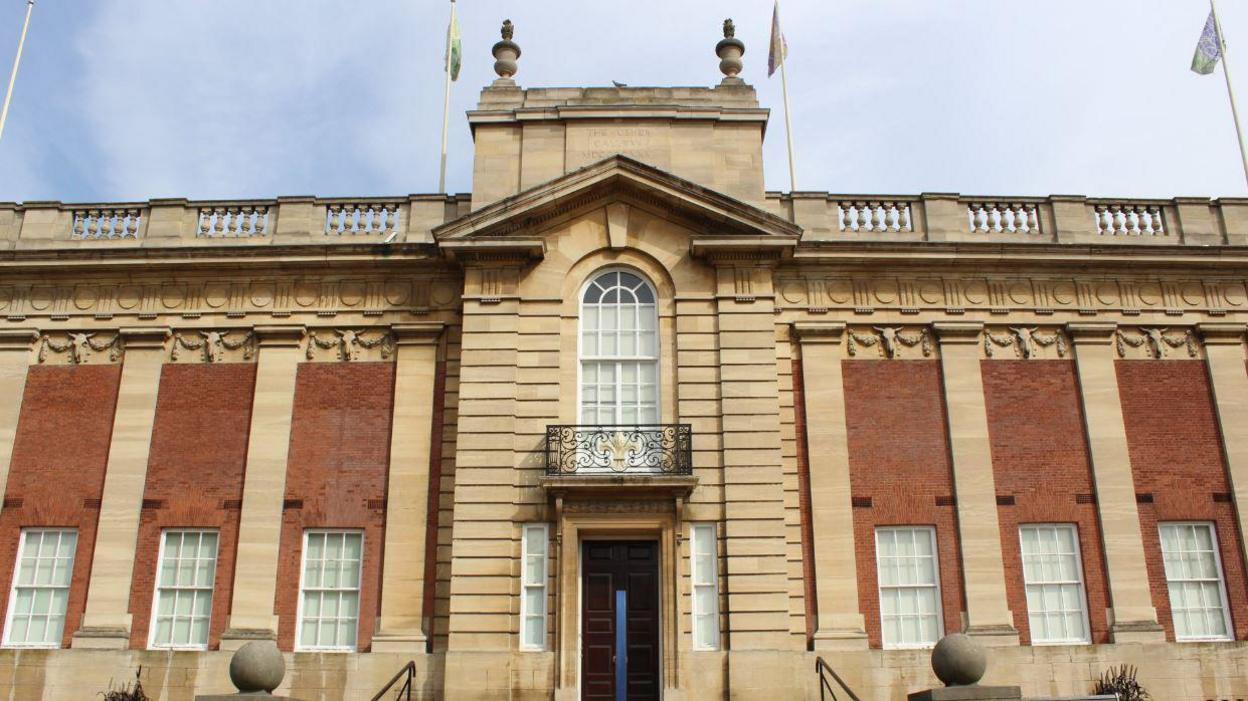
544 425 693 476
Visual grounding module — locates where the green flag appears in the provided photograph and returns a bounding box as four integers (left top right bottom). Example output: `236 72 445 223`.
447 7 462 81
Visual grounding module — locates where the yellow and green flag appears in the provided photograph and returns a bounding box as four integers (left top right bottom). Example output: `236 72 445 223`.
447 5 462 81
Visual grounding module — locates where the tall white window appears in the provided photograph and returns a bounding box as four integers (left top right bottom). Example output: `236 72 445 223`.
1159 522 1233 641
149 529 219 650
580 270 659 425
690 523 720 650
1019 524 1090 645
4 529 76 648
520 524 548 650
876 526 943 649
297 530 363 651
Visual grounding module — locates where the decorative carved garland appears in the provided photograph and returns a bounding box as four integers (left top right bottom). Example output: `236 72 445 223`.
848 326 931 358
1116 328 1197 359
38 332 123 365
307 329 396 361
984 327 1066 359
171 330 256 363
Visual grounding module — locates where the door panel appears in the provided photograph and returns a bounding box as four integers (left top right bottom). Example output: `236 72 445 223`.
581 541 660 701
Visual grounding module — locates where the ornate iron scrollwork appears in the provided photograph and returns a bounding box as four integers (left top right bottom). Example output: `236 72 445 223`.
544 425 693 476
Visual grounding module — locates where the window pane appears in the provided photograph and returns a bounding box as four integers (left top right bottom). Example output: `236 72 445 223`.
7 530 76 646
1159 523 1230 641
876 527 941 648
297 531 363 650
521 525 549 650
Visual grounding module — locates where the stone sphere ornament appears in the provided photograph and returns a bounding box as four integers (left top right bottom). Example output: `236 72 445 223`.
930 633 987 687
716 18 745 82
492 19 521 81
229 641 286 693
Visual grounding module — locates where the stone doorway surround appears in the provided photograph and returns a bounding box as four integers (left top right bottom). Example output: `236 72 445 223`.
549 489 692 701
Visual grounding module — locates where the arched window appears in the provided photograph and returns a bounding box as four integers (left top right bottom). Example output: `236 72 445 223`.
579 270 659 425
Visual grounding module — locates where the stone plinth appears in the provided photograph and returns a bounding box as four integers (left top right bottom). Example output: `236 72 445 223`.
908 687 1021 701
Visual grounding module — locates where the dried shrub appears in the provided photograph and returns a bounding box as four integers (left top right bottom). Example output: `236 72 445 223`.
100 666 149 701
1094 664 1151 701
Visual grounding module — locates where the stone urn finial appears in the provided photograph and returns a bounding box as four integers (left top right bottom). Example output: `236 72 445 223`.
492 19 521 84
931 634 987 687
716 18 745 84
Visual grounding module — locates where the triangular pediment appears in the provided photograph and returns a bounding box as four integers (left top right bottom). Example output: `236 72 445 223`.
433 156 800 259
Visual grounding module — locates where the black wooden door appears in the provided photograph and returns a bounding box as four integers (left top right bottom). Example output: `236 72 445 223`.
581 541 660 701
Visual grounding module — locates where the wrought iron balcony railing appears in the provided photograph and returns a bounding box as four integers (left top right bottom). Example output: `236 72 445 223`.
544 425 693 476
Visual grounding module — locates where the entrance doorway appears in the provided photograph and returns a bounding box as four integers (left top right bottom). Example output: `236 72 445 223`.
581 540 660 701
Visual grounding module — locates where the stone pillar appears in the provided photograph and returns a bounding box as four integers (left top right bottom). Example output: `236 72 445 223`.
0 330 35 516
1066 322 1164 642
1200 323 1248 578
372 322 445 652
221 325 305 649
931 322 1018 645
73 327 170 648
792 322 867 649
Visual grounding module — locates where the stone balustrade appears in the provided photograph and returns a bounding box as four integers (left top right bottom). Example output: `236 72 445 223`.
1 192 1247 249
772 192 1248 246
198 204 269 238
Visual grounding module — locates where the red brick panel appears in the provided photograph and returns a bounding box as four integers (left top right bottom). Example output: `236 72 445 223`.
843 360 965 648
982 361 1111 645
1117 360 1248 641
126 363 257 649
274 362 395 652
0 365 121 647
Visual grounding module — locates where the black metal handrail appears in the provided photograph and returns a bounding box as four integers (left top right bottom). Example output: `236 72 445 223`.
815 657 861 701
544 424 693 475
370 660 416 701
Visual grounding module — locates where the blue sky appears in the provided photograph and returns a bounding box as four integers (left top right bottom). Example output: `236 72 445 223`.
0 0 1246 202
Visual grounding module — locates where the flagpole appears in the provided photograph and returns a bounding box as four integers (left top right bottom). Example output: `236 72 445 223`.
779 56 797 192
438 0 457 194
0 0 35 145
776 2 797 192
1212 0 1248 188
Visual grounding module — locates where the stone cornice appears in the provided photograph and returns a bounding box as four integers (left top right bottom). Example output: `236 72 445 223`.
0 328 37 351
791 321 846 344
118 326 170 349
432 155 802 243
931 321 985 344
1199 322 1248 345
1066 322 1119 344
392 322 446 345
253 325 306 347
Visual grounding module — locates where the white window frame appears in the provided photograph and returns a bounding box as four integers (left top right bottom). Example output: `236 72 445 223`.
295 529 364 652
576 268 661 426
875 526 944 650
1017 523 1092 646
1159 521 1234 642
147 528 219 651
3 528 77 649
519 523 549 651
690 523 720 651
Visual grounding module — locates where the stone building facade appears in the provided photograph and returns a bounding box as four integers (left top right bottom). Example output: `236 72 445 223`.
0 25 1246 701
